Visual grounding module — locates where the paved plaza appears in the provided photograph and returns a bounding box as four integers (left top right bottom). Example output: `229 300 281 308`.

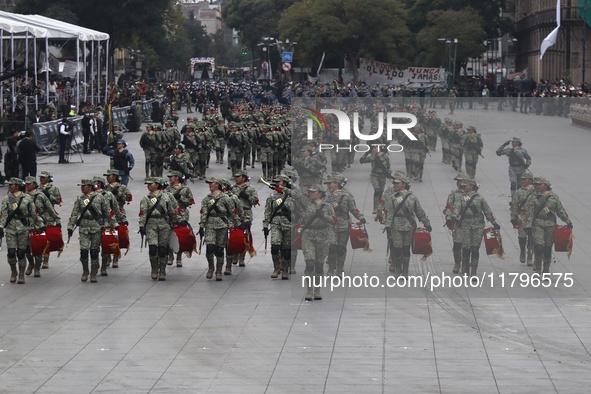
1 102 591 393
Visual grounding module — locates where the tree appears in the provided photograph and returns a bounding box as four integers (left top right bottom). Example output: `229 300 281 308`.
416 8 486 76
279 0 413 82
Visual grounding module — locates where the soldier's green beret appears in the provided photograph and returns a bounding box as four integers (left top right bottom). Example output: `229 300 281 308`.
39 171 52 178
233 169 249 178
533 176 551 186
104 169 120 177
24 176 37 184
167 170 183 178
77 179 94 186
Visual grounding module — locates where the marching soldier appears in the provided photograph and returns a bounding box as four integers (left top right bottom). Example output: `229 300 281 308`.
139 124 161 179
165 171 194 267
105 169 133 216
181 124 199 177
359 146 391 214
461 126 483 179
67 179 111 283
227 123 247 175
449 121 465 171
409 127 429 182
139 177 180 281
510 171 536 266
214 118 228 164
1 178 43 284
325 174 365 276
451 179 500 279
24 176 60 278
496 137 532 198
258 124 276 180
195 124 211 180
263 175 293 279
232 169 258 267
443 171 470 273
38 170 62 269
199 177 240 281
383 173 431 278
524 177 573 275
94 176 126 276
439 118 453 165
220 179 246 275
165 143 194 180
292 146 325 195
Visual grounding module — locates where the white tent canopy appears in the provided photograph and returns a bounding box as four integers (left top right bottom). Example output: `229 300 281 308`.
0 15 48 37
0 11 109 41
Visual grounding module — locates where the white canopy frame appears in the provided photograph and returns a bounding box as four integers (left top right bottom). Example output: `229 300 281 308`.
0 11 110 115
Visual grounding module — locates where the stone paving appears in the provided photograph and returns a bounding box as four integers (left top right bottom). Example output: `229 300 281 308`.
1 101 590 393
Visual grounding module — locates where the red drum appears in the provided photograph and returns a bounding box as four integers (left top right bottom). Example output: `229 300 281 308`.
169 226 197 256
227 228 247 255
45 225 65 256
102 228 121 257
554 225 574 256
350 222 371 251
413 228 433 257
483 227 504 258
118 224 130 251
293 222 304 250
29 230 50 257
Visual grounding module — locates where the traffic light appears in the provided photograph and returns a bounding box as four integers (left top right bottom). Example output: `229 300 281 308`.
242 48 248 55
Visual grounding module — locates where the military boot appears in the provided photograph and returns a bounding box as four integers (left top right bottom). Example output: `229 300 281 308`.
238 251 246 267
42 256 49 269
402 256 410 278
101 255 109 276
158 259 167 281
281 260 289 280
452 244 461 273
167 250 174 266
206 254 215 279
215 256 224 281
176 253 182 268
25 261 34 276
518 237 527 263
90 262 99 283
9 263 18 283
150 256 159 280
313 286 322 300
112 255 119 268
18 270 25 284
470 262 479 283
305 286 314 301
34 258 41 277
326 255 336 277
81 261 89 282
271 255 281 278
224 261 232 276
532 246 543 275
526 249 533 266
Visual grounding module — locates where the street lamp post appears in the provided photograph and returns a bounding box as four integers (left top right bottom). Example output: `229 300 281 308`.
583 1 588 85
438 38 456 88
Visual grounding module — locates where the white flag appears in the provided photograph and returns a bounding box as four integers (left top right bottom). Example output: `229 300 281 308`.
540 0 561 59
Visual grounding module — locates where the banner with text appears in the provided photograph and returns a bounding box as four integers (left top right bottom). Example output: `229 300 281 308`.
359 59 446 85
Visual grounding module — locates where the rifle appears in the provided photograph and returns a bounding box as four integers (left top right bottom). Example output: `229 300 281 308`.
415 138 432 157
198 232 204 255
169 158 195 183
139 229 145 252
372 153 395 180
0 237 3 251
264 231 268 254
291 161 318 177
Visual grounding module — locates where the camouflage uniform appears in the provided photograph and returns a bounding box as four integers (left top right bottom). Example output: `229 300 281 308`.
139 178 179 281
292 147 325 195
408 128 429 182
258 126 276 180
24 176 60 278
39 170 63 269
139 124 161 178
181 125 199 176
496 137 532 197
263 175 293 279
1 178 43 284
165 144 194 179
425 111 441 151
383 174 430 277
449 122 465 171
194 126 211 179
461 126 483 179
220 179 246 275
439 118 453 164
232 169 259 266
325 174 365 276
199 178 240 281
451 180 500 277
95 176 126 276
213 119 228 164
524 177 572 274
359 149 390 213
67 179 112 283
443 171 470 273
227 124 248 175
165 171 195 267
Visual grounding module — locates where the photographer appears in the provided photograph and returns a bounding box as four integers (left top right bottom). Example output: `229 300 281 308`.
58 117 72 164
18 130 40 177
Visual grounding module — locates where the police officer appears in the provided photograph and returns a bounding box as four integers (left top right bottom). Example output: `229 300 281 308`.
139 177 179 281
0 178 43 284
451 179 500 279
24 176 60 278
510 171 536 266
263 175 293 279
496 137 532 197
383 173 431 278
199 177 240 281
524 177 572 275
67 179 111 283
324 174 365 276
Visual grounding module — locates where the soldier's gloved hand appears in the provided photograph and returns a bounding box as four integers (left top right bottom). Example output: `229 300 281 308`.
67 229 73 238
445 219 455 229
179 220 189 227
139 227 146 237
122 221 129 226
359 218 367 225
492 222 501 230
525 227 532 237
274 187 284 194
425 225 432 233
263 227 270 237
199 227 205 237
56 223 62 228
503 140 511 146
567 222 573 230
510 219 519 228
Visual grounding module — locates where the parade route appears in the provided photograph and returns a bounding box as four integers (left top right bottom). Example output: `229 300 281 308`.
1 103 590 393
